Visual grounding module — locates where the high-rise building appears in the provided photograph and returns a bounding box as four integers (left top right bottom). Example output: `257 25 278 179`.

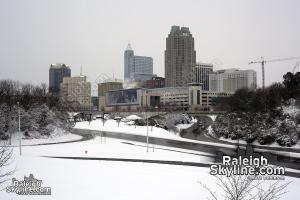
209 69 257 92
165 26 196 87
124 43 153 81
60 75 91 110
124 44 134 80
191 62 213 90
49 63 71 93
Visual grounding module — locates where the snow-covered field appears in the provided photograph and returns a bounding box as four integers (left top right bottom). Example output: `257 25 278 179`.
75 119 184 139
0 131 82 146
0 134 299 200
74 119 300 155
74 119 223 145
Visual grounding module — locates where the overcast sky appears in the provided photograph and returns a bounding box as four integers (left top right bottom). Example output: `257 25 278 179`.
1 0 299 92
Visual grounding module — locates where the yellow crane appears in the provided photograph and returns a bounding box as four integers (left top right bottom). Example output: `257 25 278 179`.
249 56 300 89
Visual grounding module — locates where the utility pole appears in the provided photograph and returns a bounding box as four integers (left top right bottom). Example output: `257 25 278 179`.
261 59 265 89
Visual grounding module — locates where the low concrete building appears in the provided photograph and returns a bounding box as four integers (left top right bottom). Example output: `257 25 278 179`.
103 85 232 112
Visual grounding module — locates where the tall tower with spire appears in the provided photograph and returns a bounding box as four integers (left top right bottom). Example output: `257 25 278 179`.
123 43 153 82
124 43 134 80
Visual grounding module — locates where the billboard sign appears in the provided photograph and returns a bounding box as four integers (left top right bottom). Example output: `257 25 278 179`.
107 89 139 106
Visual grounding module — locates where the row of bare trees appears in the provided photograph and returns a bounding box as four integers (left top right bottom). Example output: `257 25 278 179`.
0 79 77 111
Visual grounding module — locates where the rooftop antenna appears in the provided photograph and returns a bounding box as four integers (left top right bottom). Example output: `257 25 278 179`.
80 65 83 76
126 42 132 50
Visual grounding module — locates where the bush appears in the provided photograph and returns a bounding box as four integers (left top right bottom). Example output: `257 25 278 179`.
276 135 294 147
134 119 146 126
0 133 9 140
257 131 275 145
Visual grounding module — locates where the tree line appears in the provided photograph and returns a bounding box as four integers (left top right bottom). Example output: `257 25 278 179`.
0 80 74 139
212 72 300 146
0 79 75 111
214 72 300 112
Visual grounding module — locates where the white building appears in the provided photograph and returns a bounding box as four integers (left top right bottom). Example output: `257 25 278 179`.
61 75 91 110
209 69 257 92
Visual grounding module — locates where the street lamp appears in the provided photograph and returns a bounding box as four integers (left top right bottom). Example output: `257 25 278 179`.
17 102 22 156
144 111 149 152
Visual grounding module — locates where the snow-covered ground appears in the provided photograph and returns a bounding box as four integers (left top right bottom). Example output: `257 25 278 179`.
0 135 213 200
219 136 300 149
0 131 82 146
1 134 299 200
176 117 197 131
208 114 217 121
75 119 185 139
75 119 297 151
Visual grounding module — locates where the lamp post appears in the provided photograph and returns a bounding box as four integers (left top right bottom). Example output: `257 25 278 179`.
144 111 149 152
17 102 22 156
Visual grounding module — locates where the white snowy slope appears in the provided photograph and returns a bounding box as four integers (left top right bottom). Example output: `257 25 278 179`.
75 119 182 139
176 117 197 131
74 119 237 149
0 135 299 200
0 131 82 146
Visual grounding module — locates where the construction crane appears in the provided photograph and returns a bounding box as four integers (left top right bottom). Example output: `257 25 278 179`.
249 56 300 89
292 61 299 74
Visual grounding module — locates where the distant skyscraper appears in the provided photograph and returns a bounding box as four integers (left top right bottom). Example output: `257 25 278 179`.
191 62 213 91
49 63 71 93
165 26 196 87
124 43 153 81
124 44 134 80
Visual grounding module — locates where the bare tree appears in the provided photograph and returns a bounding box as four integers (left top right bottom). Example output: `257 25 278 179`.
198 175 290 200
0 144 14 189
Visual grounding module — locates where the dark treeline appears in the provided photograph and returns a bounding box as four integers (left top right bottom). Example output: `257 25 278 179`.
0 80 75 139
212 72 300 147
215 72 300 112
0 79 75 111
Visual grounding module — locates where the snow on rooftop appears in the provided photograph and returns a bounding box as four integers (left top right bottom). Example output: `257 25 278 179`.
125 115 141 120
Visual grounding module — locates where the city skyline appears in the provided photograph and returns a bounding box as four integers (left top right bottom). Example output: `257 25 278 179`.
1 0 300 87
